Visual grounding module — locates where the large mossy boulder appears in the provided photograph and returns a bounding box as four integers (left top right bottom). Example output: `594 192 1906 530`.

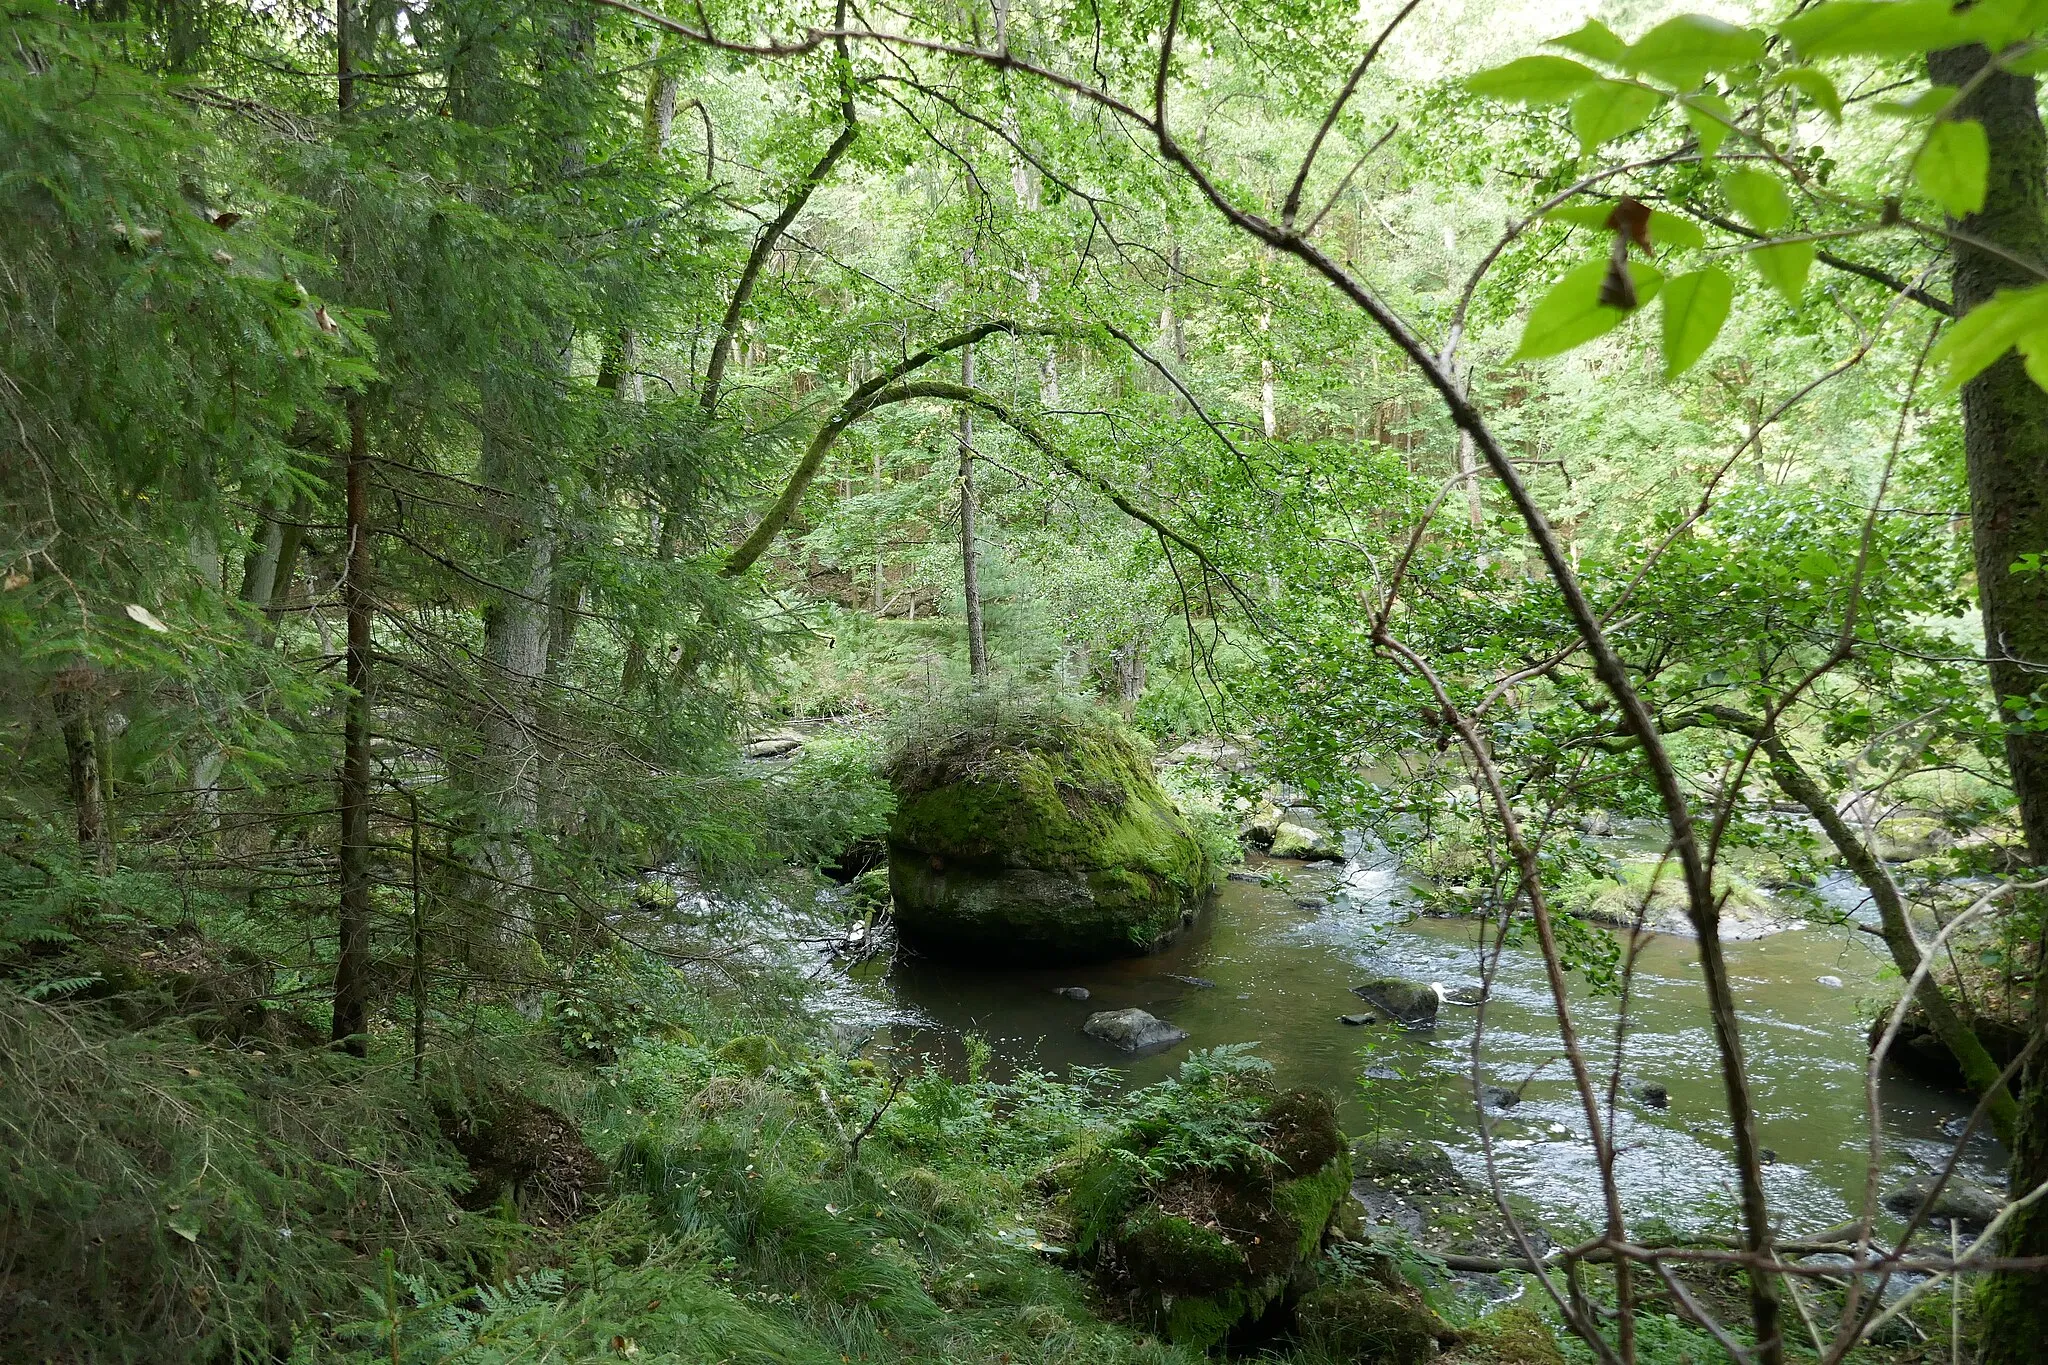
1065 1060 1351 1351
887 711 1216 962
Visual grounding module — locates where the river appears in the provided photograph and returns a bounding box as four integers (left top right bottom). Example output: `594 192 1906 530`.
829 844 2006 1241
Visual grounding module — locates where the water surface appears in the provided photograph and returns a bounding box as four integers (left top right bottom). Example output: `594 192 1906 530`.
840 849 2004 1239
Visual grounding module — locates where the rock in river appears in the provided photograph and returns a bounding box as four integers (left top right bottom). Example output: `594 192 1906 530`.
1053 985 1090 1001
885 713 1216 963
1352 977 1441 1029
1479 1084 1521 1111
1270 820 1342 860
1083 1008 1188 1051
1883 1174 2006 1230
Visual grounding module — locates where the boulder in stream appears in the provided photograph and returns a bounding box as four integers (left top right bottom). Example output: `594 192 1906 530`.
885 709 1216 963
1882 1174 2006 1230
741 731 805 759
1053 985 1091 1001
1352 977 1441 1029
1083 1008 1187 1051
1270 819 1342 860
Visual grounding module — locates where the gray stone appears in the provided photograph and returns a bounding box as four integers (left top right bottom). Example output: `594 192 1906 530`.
742 732 805 759
1082 1008 1188 1052
1167 973 1215 989
1270 821 1342 860
1577 809 1615 837
1293 896 1329 910
1339 1013 1376 1026
1226 869 1265 883
1351 977 1440 1029
1479 1084 1521 1111
1634 1083 1669 1110
1882 1174 2006 1230
1817 974 1845 989
1053 985 1090 1001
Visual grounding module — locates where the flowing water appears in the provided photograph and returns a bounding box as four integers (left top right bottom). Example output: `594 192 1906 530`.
831 845 2006 1240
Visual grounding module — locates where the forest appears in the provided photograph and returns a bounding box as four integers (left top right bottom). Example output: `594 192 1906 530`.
7 0 2048 1361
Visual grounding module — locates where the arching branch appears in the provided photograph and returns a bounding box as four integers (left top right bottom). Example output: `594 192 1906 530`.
720 364 1262 626
699 4 858 413
719 322 1043 576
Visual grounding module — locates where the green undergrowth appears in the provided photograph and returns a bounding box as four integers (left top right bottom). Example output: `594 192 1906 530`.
3 925 1584 1365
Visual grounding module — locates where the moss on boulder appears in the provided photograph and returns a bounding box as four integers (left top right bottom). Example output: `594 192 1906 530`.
1295 1278 1454 1365
1066 1082 1351 1351
887 711 1215 962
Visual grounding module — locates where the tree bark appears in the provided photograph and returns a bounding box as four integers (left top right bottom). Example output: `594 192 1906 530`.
53 669 111 874
330 0 372 1057
959 340 987 681
1930 42 2048 1357
332 396 373 1056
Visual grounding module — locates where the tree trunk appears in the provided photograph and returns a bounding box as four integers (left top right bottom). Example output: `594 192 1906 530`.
332 396 373 1056
52 669 111 874
959 340 987 681
478 427 551 943
872 443 886 614
1928 43 2048 1357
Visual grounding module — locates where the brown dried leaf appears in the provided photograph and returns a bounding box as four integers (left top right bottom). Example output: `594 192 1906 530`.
1605 196 1654 254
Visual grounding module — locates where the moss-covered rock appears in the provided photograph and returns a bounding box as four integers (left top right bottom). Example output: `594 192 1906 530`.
1444 1306 1565 1365
714 1033 784 1076
1561 859 1800 940
1066 1083 1351 1351
887 713 1215 962
1294 1278 1454 1365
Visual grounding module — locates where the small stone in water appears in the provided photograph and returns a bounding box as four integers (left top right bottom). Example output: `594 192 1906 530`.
1480 1084 1521 1110
1339 1013 1375 1026
1817 975 1845 989
1635 1083 1670 1110
1167 974 1216 989
1053 985 1090 1001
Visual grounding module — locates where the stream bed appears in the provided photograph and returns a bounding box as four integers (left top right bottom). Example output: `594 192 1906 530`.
831 846 2006 1241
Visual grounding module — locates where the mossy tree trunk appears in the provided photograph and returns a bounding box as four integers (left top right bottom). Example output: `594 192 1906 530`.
1927 44 2048 1356
959 336 987 681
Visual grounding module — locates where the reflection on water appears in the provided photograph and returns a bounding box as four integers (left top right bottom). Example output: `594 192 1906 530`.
839 849 2005 1239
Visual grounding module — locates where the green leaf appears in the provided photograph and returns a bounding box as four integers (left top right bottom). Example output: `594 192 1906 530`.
1914 119 1990 217
1627 16 1766 88
1659 268 1733 377
1649 210 1705 251
1684 94 1734 159
1876 85 1958 119
1751 240 1814 304
1720 167 1792 231
2017 327 2048 390
1466 55 1600 106
1770 68 1843 122
1549 19 1630 66
1930 283 2048 388
1571 80 1666 151
1543 204 1702 252
1779 1 1974 58
1512 257 1663 361
1797 548 1841 581
1545 204 1617 229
